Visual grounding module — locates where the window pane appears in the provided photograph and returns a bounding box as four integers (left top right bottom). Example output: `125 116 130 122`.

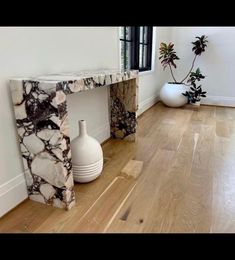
120 41 125 70
125 27 131 41
143 45 147 67
139 27 143 43
126 42 131 69
120 27 124 39
139 44 143 68
143 26 148 43
120 26 152 71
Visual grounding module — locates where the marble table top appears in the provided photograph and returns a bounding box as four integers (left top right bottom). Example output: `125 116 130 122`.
10 69 139 84
10 69 139 96
10 69 139 98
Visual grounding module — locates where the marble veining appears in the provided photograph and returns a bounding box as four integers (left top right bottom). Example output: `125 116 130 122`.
10 69 139 210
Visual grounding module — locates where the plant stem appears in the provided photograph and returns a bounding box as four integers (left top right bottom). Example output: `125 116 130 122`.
169 64 177 83
180 54 197 83
183 83 192 86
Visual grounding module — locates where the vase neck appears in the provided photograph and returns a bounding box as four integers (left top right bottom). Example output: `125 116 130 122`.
79 120 87 136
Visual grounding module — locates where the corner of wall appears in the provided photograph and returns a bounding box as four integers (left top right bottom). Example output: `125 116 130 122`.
137 92 160 116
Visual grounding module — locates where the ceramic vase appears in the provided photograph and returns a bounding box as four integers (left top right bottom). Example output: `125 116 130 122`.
71 120 103 183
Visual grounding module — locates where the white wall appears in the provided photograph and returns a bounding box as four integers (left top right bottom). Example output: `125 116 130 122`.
0 27 119 184
0 27 120 216
0 26 171 216
169 27 235 106
137 27 172 114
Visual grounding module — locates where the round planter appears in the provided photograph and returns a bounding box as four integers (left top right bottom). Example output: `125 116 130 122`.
71 120 103 183
191 101 201 106
160 82 189 108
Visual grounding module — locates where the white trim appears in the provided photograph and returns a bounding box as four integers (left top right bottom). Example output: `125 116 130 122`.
201 96 235 107
118 26 122 70
137 94 160 116
117 27 122 70
139 69 155 76
0 174 28 218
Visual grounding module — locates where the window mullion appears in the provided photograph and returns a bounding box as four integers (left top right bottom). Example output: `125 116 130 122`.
124 27 127 70
130 27 135 69
142 26 145 44
147 27 153 69
135 26 139 70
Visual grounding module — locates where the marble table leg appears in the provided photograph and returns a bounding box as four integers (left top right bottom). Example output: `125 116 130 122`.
110 78 138 141
10 80 75 210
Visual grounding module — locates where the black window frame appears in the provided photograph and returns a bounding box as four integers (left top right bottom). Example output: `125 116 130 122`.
120 26 153 72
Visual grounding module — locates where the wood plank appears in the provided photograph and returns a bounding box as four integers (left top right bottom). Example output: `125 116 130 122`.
159 109 193 151
141 123 198 232
216 106 229 120
168 124 215 232
210 136 235 232
34 140 137 233
216 120 231 138
0 199 56 233
66 176 136 233
105 148 176 233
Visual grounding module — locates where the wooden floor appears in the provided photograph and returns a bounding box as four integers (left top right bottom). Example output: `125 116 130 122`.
1 102 235 233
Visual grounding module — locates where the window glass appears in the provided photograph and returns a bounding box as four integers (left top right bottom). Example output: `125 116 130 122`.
120 26 153 72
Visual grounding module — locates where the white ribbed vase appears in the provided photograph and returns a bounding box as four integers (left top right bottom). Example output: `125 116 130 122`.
71 120 103 183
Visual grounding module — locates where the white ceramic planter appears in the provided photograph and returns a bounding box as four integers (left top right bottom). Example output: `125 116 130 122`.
160 82 189 108
71 120 103 183
191 101 201 106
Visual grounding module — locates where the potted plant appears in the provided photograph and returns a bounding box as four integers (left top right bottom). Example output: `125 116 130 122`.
159 35 208 107
182 68 207 106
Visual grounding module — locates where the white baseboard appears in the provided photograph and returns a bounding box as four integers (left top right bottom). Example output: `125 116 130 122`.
137 94 160 116
89 122 111 144
201 96 235 107
0 173 28 218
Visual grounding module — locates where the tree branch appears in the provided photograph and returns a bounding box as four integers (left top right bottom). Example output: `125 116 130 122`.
180 54 197 83
169 63 177 83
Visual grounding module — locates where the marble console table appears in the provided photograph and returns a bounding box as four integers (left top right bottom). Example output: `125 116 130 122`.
10 69 139 210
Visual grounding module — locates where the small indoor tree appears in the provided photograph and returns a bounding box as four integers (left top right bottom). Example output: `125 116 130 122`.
159 35 208 105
